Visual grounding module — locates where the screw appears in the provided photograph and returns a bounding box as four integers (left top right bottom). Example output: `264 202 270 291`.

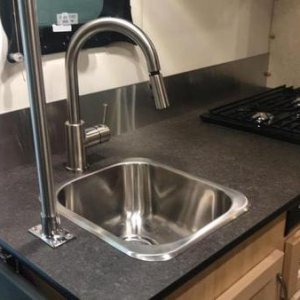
264 72 272 77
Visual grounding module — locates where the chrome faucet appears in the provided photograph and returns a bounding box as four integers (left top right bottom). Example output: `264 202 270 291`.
65 17 170 172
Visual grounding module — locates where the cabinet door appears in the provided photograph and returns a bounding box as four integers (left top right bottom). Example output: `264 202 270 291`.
291 289 300 300
216 250 284 300
168 216 285 300
284 229 300 299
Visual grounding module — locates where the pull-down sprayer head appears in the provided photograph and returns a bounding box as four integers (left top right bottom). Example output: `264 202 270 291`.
149 72 169 110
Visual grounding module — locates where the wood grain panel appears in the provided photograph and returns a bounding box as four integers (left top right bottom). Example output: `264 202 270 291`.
168 215 285 300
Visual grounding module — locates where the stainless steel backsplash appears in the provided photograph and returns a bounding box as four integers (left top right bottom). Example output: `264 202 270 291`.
0 54 268 170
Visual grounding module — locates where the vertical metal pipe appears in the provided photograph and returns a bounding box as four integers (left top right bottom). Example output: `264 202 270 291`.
17 0 74 247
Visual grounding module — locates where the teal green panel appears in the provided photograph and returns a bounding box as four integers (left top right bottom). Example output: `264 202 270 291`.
36 0 104 26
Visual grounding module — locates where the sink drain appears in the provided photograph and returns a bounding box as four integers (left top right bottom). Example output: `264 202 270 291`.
122 235 157 246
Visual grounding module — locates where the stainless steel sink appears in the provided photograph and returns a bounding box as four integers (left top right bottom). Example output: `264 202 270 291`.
57 158 248 261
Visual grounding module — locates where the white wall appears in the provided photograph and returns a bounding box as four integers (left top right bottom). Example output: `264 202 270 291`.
267 0 300 87
0 0 274 114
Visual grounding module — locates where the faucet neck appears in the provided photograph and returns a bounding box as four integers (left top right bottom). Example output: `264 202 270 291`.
66 17 162 124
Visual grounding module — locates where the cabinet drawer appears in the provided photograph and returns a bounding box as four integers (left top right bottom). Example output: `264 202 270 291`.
217 250 284 300
284 229 300 298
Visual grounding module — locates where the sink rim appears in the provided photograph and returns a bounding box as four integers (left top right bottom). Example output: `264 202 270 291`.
56 157 249 261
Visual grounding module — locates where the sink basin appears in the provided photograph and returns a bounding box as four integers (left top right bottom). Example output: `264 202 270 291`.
57 158 248 261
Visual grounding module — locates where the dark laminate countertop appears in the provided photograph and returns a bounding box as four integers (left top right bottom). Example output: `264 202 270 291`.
1 89 300 300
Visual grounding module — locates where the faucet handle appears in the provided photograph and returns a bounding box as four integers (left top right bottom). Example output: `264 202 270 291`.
84 103 111 148
101 103 108 124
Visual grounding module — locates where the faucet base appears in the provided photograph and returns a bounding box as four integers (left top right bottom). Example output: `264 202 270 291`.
65 121 111 172
65 120 87 173
29 224 75 248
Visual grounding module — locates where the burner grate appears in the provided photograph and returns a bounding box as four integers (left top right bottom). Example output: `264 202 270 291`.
201 85 300 144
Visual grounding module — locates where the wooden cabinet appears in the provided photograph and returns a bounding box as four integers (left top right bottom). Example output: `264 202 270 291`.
283 227 300 299
217 250 284 300
291 290 300 300
168 215 286 300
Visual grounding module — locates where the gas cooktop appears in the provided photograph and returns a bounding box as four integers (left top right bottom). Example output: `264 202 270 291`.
201 85 300 145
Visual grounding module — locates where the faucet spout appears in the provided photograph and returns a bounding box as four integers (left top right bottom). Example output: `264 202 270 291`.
65 17 170 172
66 17 169 124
